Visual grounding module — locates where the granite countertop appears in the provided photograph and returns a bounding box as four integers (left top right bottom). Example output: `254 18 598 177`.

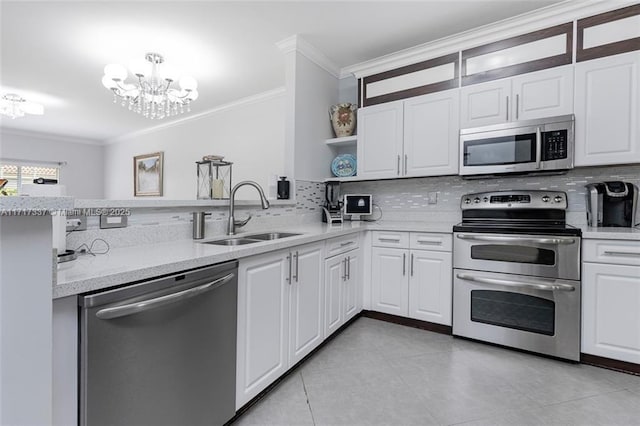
581 226 640 241
54 220 457 299
0 196 74 213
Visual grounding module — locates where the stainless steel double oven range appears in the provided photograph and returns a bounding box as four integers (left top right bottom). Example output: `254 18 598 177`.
453 190 581 361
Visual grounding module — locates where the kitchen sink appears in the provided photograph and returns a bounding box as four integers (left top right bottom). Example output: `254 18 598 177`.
245 232 302 240
203 238 262 246
202 232 302 246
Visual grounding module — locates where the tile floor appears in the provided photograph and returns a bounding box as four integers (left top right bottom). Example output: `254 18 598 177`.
233 317 640 426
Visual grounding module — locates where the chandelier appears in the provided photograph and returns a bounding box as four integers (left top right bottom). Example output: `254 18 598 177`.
102 52 198 120
0 94 44 119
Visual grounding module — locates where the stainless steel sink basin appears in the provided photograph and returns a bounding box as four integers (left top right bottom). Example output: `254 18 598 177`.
245 232 302 240
203 238 261 246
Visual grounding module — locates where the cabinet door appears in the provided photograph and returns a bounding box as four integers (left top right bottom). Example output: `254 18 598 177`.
404 89 460 176
289 242 325 366
371 247 408 316
344 251 360 323
582 262 640 364
408 250 452 326
512 65 574 121
236 250 289 408
324 255 345 338
357 101 404 178
460 79 511 128
575 52 640 166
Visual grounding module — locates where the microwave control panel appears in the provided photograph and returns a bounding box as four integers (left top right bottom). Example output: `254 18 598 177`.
542 130 568 161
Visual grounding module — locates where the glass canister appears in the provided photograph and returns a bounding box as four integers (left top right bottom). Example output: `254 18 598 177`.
196 160 233 199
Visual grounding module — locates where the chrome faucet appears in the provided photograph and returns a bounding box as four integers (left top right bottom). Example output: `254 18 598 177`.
227 181 270 235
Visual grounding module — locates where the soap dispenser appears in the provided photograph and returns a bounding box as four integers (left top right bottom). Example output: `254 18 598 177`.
277 177 290 199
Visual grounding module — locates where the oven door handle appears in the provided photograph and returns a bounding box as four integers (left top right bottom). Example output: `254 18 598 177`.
456 273 575 292
456 234 576 245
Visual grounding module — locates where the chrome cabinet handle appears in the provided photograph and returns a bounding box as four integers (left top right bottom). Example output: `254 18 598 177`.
456 234 575 245
535 127 542 169
410 253 414 276
402 253 406 276
506 96 509 121
96 273 235 320
378 238 401 243
416 238 442 245
604 251 640 257
347 256 351 280
456 273 575 292
515 94 519 120
404 154 408 175
340 241 354 247
342 258 347 281
287 253 292 284
293 251 299 283
397 155 401 175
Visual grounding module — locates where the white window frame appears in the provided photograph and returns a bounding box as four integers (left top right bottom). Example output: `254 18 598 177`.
0 160 63 195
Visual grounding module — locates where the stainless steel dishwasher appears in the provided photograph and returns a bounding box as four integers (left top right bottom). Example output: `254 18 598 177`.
79 260 238 426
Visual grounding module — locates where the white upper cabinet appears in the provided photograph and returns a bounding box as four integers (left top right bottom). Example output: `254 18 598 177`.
460 79 511 128
404 90 460 176
460 65 574 128
357 101 404 179
358 89 459 179
574 51 640 166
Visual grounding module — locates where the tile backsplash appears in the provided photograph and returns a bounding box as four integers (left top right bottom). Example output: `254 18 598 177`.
67 180 325 249
342 165 640 225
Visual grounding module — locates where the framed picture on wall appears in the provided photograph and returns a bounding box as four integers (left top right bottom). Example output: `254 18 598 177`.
134 152 164 196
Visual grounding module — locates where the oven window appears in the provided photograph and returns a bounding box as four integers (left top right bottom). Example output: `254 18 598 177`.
471 244 555 265
471 290 555 336
463 134 536 166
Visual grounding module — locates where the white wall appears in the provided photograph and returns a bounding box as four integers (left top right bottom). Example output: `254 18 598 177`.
0 129 104 198
103 90 286 200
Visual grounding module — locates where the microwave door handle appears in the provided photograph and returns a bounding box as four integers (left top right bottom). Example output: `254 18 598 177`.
456 234 576 245
456 273 575 292
535 127 542 169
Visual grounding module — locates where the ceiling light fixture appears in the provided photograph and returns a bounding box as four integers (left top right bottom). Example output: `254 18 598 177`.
0 94 44 119
102 52 198 120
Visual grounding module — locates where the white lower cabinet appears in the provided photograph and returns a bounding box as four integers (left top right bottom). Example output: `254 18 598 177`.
370 232 452 325
325 248 361 337
582 239 640 365
236 241 324 409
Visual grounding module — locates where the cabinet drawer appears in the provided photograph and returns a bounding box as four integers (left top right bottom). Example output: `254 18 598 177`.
583 239 640 266
325 234 359 258
371 231 409 248
409 233 452 252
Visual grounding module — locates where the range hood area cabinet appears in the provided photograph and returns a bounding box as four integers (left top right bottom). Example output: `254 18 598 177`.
574 51 640 167
459 65 574 129
356 88 460 180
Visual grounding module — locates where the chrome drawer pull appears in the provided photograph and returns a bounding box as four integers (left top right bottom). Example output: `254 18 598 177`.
416 239 442 245
378 238 401 242
340 241 354 247
604 251 640 257
456 273 575 292
456 234 575 245
96 273 235 320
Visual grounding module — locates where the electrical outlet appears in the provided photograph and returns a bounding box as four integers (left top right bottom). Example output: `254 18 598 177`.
66 214 87 231
427 192 438 204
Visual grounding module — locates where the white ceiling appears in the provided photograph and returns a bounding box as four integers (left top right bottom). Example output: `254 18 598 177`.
0 0 561 143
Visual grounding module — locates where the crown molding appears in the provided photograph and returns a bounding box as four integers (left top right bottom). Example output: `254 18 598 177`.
277 34 340 78
105 86 285 145
0 127 103 146
341 0 638 79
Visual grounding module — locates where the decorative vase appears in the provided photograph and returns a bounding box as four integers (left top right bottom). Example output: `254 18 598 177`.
329 103 357 137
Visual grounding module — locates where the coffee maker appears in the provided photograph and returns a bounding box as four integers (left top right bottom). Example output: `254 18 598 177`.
322 181 343 224
585 181 639 227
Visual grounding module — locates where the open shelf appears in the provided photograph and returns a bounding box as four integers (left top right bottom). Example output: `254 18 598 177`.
325 135 357 148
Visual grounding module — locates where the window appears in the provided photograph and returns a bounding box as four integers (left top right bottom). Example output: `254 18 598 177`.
0 163 60 195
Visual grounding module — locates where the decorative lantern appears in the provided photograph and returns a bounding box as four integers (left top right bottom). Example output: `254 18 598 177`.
196 160 233 199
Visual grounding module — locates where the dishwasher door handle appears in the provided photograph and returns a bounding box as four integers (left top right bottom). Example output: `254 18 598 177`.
96 273 235 320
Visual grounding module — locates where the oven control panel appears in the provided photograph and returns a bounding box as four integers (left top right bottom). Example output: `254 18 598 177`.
461 190 567 209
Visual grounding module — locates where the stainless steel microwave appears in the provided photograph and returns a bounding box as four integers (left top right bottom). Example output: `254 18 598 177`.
459 114 574 178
